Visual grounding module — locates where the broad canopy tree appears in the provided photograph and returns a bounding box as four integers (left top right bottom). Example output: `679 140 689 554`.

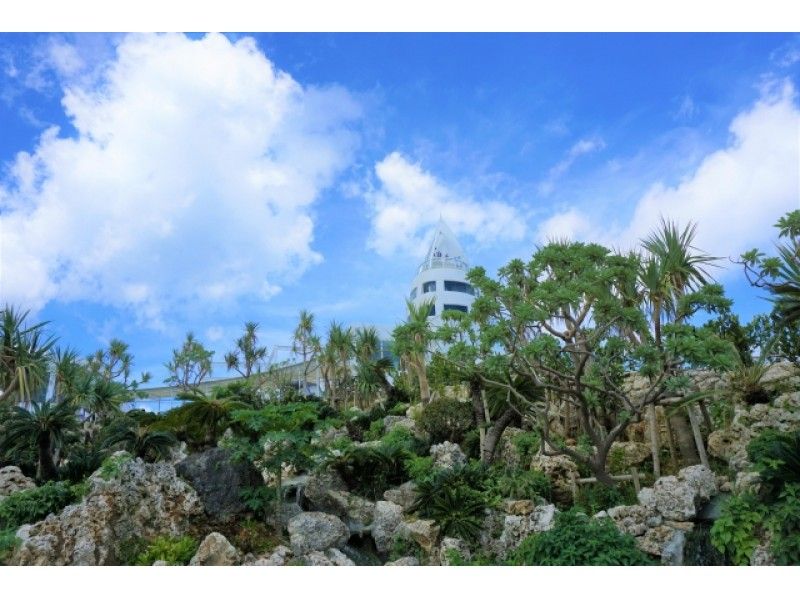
440 226 737 485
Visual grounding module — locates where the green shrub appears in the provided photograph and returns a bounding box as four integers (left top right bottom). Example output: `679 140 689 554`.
507 509 652 565
233 520 279 555
769 483 800 565
0 481 81 530
381 426 427 456
0 528 20 565
364 419 385 441
97 452 133 481
511 431 540 466
133 535 198 566
331 443 412 500
411 463 489 543
487 467 552 502
574 481 637 515
710 493 766 565
60 444 106 483
415 398 473 445
389 403 409 416
747 429 800 501
388 534 424 563
405 455 434 482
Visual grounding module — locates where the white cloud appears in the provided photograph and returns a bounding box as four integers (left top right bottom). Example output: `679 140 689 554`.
536 81 800 266
674 95 697 120
538 136 605 196
0 33 361 328
363 152 526 258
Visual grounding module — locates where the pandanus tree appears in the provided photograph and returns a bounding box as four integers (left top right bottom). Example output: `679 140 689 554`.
393 300 434 404
292 310 320 396
320 322 353 408
224 321 270 380
0 306 56 405
164 332 214 392
463 234 735 486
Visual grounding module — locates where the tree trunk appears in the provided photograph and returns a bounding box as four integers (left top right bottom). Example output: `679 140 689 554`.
274 468 283 536
416 359 431 404
37 436 58 482
481 407 517 465
669 411 700 465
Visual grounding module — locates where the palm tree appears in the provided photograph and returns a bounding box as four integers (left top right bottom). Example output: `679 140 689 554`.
393 300 433 404
292 310 320 396
0 398 78 481
225 321 269 379
101 416 177 462
321 322 353 408
0 306 56 405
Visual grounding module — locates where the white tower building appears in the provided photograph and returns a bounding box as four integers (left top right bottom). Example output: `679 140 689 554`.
409 219 476 324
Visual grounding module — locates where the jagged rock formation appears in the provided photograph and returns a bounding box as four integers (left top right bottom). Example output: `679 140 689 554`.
0 466 36 502
189 532 239 566
287 512 349 555
430 441 466 470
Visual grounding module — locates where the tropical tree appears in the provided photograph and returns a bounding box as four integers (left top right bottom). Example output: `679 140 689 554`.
0 306 56 405
164 332 214 391
165 386 249 447
224 321 270 379
86 339 150 389
319 322 353 408
292 310 320 396
0 398 78 481
393 300 434 404
101 416 177 462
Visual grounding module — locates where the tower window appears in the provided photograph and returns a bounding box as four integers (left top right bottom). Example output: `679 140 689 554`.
410 287 417 299
444 280 475 295
422 281 436 293
427 304 436 317
443 304 468 314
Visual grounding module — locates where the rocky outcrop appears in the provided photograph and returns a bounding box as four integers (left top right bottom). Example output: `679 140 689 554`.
372 501 404 554
385 556 419 566
396 518 440 552
0 466 36 502
301 548 356 566
491 504 557 558
189 532 239 566
245 545 293 566
608 441 651 468
438 537 471 565
287 512 349 555
383 481 419 513
176 448 262 521
430 441 467 470
10 452 203 565
502 499 536 516
383 415 418 435
530 453 579 504
495 427 526 469
640 465 717 521
301 468 374 531
303 468 348 509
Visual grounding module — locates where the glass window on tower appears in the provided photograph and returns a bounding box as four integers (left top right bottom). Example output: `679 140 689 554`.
422 281 436 293
410 287 417 299
443 304 468 313
444 280 475 295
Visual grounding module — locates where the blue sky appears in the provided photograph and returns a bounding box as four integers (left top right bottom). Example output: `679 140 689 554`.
1 33 798 385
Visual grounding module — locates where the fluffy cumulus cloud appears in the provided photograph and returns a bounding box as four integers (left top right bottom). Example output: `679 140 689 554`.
536 81 800 265
0 33 361 327
364 152 526 258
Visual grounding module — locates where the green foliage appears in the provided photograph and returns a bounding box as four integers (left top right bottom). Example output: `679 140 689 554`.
163 331 214 390
0 481 81 530
60 443 105 483
710 493 766 565
747 313 800 364
388 535 423 563
747 429 800 501
97 452 133 481
728 360 774 405
133 535 198 566
769 483 800 565
507 509 652 565
574 482 638 515
232 520 278 556
388 402 409 416
365 419 385 441
101 415 177 462
0 528 20 565
411 463 489 543
415 397 473 445
240 486 275 523
486 467 552 502
331 442 412 500
510 430 540 466
405 455 435 482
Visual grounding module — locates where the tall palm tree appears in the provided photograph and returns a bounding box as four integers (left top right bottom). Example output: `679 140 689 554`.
0 306 56 405
292 310 320 396
0 398 78 481
393 300 433 404
322 322 353 408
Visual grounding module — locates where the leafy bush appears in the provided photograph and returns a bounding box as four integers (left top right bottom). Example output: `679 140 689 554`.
97 452 133 481
511 430 540 466
405 455 435 482
331 443 412 500
133 535 198 565
411 463 489 543
747 429 800 501
364 419 385 441
388 535 423 563
729 362 774 405
0 528 20 565
574 481 637 515
486 467 552 502
60 444 106 483
710 493 766 565
769 483 800 565
389 402 409 416
0 481 82 530
507 509 652 565
381 426 428 456
415 398 473 445
232 520 279 556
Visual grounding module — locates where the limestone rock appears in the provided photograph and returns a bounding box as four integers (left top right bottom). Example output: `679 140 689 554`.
398 518 440 552
383 481 419 513
0 466 36 502
495 427 525 469
386 556 419 566
646 465 717 521
302 548 355 566
751 542 775 566
176 447 262 521
494 504 558 557
246 545 292 566
637 526 685 565
530 454 579 504
502 499 535 516
189 532 239 566
383 415 418 435
734 471 761 494
11 452 203 565
430 441 467 470
439 537 471 565
287 512 349 555
303 468 348 511
608 441 651 468
604 504 652 537
372 501 404 554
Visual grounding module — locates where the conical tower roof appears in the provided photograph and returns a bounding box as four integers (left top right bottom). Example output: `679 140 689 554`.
418 218 468 273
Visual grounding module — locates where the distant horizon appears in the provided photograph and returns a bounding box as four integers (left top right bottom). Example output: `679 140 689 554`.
1 33 798 384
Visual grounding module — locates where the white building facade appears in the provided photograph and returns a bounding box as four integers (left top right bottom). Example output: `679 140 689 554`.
409 219 476 324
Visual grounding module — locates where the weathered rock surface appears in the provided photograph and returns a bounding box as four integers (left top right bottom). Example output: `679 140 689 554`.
383 481 419 513
495 427 526 469
397 518 440 552
430 441 467 470
502 499 536 516
175 448 262 521
642 465 717 521
189 532 239 566
637 526 686 565
608 441 651 468
287 512 349 555
303 468 348 510
383 415 418 435
245 545 292 566
438 537 471 565
301 548 355 566
0 466 36 502
385 556 419 566
372 500 404 553
11 452 203 565
487 504 558 558
530 454 579 504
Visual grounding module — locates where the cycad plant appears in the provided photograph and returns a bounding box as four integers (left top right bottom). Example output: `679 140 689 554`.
165 387 248 447
101 416 177 462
